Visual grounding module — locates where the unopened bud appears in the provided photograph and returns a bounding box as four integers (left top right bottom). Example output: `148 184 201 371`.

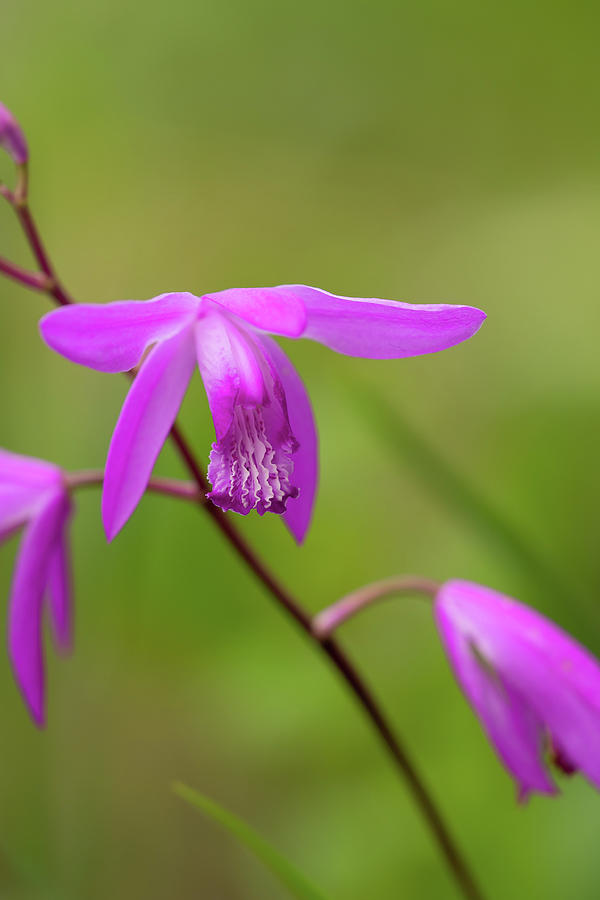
0 102 28 166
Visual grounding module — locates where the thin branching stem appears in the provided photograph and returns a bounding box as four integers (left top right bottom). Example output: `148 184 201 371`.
0 255 50 292
2 187 72 306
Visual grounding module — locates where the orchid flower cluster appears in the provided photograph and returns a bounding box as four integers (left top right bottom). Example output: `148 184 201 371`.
2 100 600 896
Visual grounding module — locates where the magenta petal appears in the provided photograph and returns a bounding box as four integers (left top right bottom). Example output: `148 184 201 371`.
195 313 266 440
526 669 600 791
0 449 61 489
0 485 42 542
473 596 600 792
46 519 73 653
435 580 600 798
203 287 307 338
102 325 196 540
257 337 318 543
39 293 198 373
275 284 485 358
8 490 68 727
0 451 63 543
435 597 557 798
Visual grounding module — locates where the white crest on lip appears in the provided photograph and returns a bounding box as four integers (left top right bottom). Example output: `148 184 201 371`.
208 405 298 515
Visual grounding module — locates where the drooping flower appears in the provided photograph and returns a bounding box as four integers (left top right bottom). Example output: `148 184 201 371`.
40 286 485 542
434 579 600 800
0 102 28 166
0 450 73 725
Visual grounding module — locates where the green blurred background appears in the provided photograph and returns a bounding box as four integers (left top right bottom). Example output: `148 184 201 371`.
2 0 600 896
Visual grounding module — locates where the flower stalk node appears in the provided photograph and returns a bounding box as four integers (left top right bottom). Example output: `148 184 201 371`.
14 164 29 205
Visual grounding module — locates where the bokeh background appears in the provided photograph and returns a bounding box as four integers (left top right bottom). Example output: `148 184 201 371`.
2 0 600 897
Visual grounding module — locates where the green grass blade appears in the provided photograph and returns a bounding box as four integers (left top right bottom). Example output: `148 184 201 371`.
173 783 331 900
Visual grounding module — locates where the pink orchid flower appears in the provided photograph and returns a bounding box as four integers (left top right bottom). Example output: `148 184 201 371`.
0 450 72 726
40 286 485 542
0 102 28 166
435 580 600 800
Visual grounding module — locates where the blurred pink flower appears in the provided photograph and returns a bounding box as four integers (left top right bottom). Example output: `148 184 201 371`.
40 286 485 542
0 102 28 165
435 580 600 800
0 450 72 726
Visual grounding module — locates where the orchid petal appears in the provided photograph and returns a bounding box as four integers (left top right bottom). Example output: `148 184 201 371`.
39 293 198 373
508 650 600 791
256 337 317 543
8 490 68 727
0 485 44 542
46 519 73 653
102 325 196 540
435 594 557 798
272 284 485 358
436 580 600 797
457 584 600 791
195 313 265 441
454 581 600 715
0 452 62 542
203 287 307 338
0 449 61 489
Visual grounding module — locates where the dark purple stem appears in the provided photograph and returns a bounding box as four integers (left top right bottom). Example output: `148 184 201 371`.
0 257 52 293
15 205 72 306
0 256 50 292
1 189 72 306
0 201 484 900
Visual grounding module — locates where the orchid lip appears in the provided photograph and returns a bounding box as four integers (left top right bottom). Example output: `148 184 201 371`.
207 389 300 517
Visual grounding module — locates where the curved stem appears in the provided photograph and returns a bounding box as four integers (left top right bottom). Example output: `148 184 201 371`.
0 200 485 900
65 469 204 504
313 574 441 639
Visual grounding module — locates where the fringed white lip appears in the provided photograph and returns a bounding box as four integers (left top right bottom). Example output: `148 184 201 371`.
207 405 299 516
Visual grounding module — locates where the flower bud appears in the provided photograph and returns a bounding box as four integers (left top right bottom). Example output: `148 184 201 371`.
0 102 28 166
